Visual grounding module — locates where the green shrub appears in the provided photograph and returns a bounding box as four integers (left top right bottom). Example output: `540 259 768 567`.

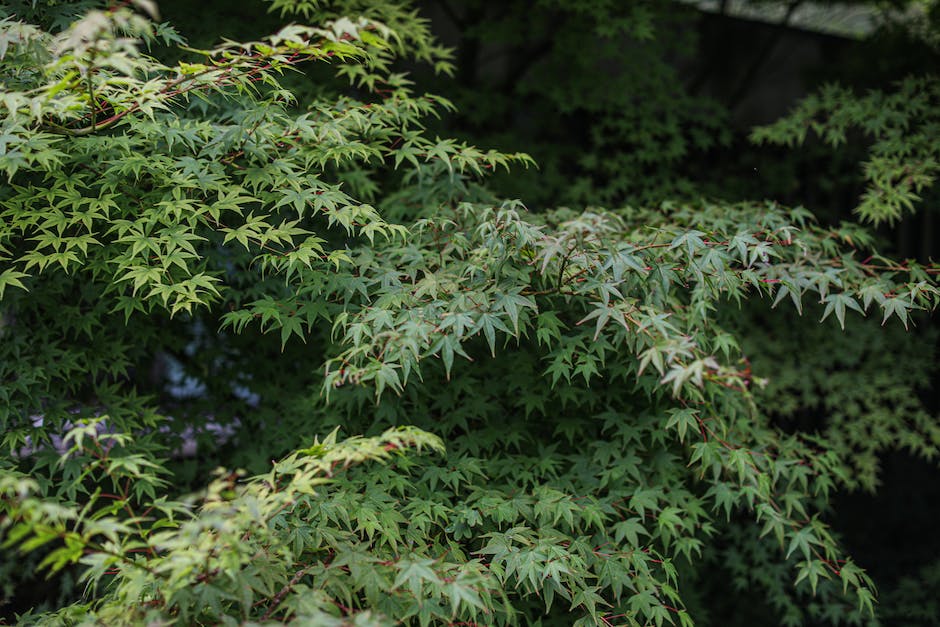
1 1 939 625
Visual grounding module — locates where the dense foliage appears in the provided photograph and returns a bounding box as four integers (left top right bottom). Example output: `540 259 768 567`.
1 1 939 625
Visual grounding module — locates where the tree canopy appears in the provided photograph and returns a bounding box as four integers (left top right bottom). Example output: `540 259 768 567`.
1 1 939 625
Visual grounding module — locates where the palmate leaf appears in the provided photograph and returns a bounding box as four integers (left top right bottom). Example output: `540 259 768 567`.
820 293 865 330
0 267 28 299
